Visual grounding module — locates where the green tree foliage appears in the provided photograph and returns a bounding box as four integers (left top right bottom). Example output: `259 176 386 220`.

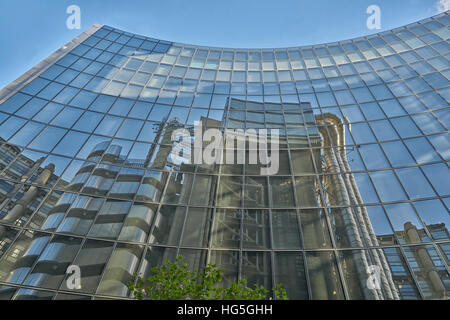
128 256 288 300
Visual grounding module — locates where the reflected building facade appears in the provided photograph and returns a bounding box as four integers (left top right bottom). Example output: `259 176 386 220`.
0 13 448 300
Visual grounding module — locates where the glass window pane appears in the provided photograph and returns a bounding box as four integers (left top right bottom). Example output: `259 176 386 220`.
28 126 67 152
50 107 83 128
274 252 308 299
428 133 450 160
404 137 442 164
370 170 407 202
208 250 239 287
384 203 426 244
378 99 405 117
73 111 103 132
240 251 272 296
381 141 415 166
306 251 345 300
181 207 212 248
382 247 421 299
94 115 123 136
350 123 376 144
421 163 450 196
369 120 399 141
413 199 450 241
56 196 105 236
89 94 116 113
96 243 143 297
244 177 268 208
295 176 319 207
0 231 51 285
53 131 89 156
360 102 385 120
210 209 240 249
108 98 134 116
300 208 332 249
272 210 302 249
391 117 421 138
365 206 396 245
23 235 82 290
118 203 157 243
395 167 436 199
116 119 143 140
60 239 114 294
402 245 450 299
16 98 48 119
217 176 242 207
8 121 44 146
359 144 389 170
69 90 97 109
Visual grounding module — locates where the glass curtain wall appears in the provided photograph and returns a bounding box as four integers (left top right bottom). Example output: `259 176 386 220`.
0 12 448 299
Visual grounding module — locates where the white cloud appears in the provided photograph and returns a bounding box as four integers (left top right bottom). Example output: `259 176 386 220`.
437 0 450 13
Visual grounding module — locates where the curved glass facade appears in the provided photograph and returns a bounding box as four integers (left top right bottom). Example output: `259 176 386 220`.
0 12 448 300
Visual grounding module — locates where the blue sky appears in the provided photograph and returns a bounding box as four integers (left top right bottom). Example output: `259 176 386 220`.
0 0 447 89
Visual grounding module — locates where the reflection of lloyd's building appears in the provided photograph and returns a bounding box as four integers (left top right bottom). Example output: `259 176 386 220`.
0 14 448 299
0 97 446 300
